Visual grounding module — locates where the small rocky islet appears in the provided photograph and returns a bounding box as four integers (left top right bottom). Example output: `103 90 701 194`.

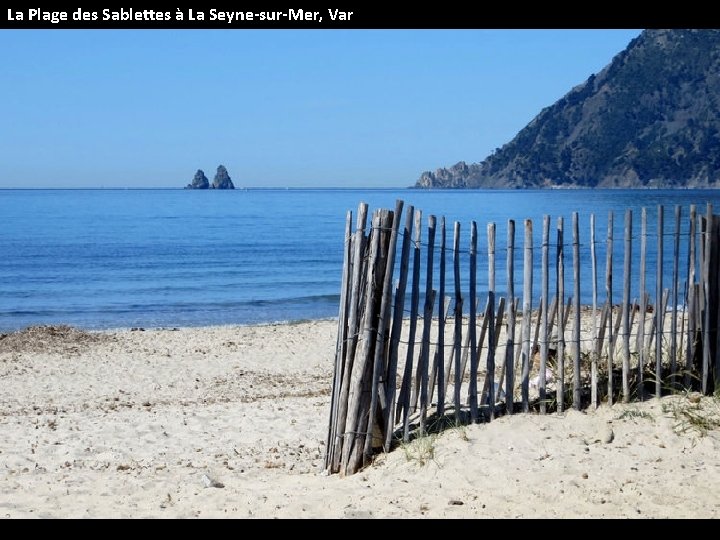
185 165 235 190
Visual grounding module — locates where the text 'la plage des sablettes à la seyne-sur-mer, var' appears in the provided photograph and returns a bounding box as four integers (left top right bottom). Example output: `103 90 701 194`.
6 8 355 24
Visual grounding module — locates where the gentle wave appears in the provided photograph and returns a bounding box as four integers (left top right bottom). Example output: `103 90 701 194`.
0 294 341 331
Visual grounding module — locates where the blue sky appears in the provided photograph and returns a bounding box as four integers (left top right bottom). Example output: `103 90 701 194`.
0 29 642 188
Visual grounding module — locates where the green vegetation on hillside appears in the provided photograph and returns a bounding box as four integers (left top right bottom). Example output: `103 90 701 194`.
416 30 720 189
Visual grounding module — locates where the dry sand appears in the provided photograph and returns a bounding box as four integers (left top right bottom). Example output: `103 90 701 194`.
1 320 719 518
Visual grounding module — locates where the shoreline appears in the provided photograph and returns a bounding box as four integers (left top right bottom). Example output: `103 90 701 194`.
1 319 718 518
0 317 340 336
0 298 684 335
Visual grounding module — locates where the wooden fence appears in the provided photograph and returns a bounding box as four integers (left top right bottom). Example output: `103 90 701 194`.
324 200 720 477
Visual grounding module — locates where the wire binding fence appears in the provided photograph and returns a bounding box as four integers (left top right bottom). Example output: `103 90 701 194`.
325 200 720 477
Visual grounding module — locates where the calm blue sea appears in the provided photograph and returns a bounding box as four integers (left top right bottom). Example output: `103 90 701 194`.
1 188 719 331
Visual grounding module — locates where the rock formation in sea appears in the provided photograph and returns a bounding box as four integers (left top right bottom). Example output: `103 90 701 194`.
415 29 720 189
185 170 210 190
212 165 235 190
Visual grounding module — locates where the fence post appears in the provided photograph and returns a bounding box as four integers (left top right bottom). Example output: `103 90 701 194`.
341 210 383 475
557 217 566 412
505 220 516 414
702 204 712 394
685 205 697 389
572 213 581 409
486 223 496 419
715 215 720 392
383 204 414 451
540 216 550 414
606 212 614 405
418 216 437 434
364 204 403 462
589 214 597 408
656 206 664 399
331 203 368 473
453 222 464 423
436 218 447 417
469 222 479 422
400 210 423 442
521 220 533 412
622 209 632 403
638 208 647 401
326 210 354 471
671 205 681 388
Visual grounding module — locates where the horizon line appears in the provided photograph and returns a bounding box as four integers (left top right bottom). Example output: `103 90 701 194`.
1 186 720 192
0 186 412 191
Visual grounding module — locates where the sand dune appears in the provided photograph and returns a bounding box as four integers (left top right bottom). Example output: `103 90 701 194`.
1 320 719 518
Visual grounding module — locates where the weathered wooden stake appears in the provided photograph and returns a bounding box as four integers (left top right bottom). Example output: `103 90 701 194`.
586 215 596 408
686 205 697 389
540 216 550 414
486 223 496 419
332 204 368 472
469 222 479 422
383 204 414 451
702 204 712 395
453 222 464 423
622 209 632 403
505 220 516 414
497 297 519 408
326 210 354 470
572 213 581 410
419 216 437 434
671 205 681 387
521 220 533 412
436 217 447 417
637 208 647 401
606 212 614 405
558 217 566 412
656 205 664 399
364 204 403 462
341 210 383 475
399 210 422 442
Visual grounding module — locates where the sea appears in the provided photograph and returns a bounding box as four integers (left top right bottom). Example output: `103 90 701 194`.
2 188 720 332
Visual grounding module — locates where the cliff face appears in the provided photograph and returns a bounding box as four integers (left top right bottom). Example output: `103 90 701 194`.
212 165 235 190
186 170 210 190
416 30 720 189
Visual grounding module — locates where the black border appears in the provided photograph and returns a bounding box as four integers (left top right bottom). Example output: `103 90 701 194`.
1 6 718 29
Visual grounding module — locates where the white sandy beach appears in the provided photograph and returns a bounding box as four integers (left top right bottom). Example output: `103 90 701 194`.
1 320 719 518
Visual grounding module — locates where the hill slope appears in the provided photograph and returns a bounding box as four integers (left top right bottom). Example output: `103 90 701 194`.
416 30 720 189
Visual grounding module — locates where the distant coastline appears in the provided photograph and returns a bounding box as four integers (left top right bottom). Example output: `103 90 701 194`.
408 185 717 191
416 30 720 191
2 186 720 192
